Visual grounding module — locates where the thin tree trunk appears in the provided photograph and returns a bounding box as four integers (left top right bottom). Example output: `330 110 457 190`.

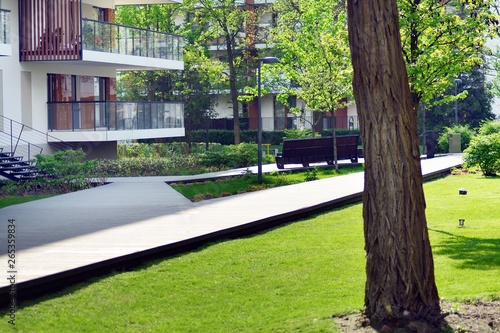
347 0 440 324
226 37 241 144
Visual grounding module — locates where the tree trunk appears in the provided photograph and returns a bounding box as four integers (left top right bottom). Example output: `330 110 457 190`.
226 36 241 144
347 0 440 324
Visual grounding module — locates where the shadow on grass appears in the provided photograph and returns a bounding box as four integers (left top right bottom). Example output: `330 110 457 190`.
430 229 500 270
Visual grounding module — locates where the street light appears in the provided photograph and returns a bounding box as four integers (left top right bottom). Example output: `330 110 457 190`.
454 78 462 126
257 56 280 182
204 109 210 151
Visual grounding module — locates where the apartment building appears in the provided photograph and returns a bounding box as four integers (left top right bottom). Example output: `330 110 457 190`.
188 0 358 133
0 0 184 160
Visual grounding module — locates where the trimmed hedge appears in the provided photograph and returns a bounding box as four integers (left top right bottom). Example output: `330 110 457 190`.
191 129 361 145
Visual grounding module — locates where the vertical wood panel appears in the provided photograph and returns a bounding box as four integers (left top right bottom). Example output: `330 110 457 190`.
21 0 81 61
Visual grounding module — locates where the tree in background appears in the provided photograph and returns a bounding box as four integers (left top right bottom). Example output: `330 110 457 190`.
464 120 500 175
181 0 268 144
423 65 495 133
399 0 498 112
347 0 441 326
116 5 226 147
269 0 352 131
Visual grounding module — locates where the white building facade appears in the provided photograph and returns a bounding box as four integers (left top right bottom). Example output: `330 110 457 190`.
0 0 185 159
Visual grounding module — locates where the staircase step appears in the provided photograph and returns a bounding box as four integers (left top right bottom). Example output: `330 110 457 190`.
0 165 35 171
0 160 29 166
0 156 22 161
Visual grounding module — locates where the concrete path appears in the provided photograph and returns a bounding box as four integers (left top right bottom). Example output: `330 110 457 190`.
0 154 463 301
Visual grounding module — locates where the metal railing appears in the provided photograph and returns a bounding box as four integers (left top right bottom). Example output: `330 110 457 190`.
81 19 183 61
0 9 10 45
0 115 72 161
48 101 184 132
197 115 360 131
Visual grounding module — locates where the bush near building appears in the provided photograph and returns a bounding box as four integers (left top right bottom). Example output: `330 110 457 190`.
464 120 500 176
437 125 475 153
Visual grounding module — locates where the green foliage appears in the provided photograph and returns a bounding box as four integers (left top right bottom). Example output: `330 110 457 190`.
270 0 352 118
172 165 364 200
437 125 475 153
0 194 55 208
4 174 499 332
0 149 104 196
96 156 205 177
191 130 286 145
398 0 498 106
35 149 104 193
282 129 313 140
199 143 259 170
423 65 496 134
303 167 319 182
478 119 500 135
320 128 361 138
464 120 500 176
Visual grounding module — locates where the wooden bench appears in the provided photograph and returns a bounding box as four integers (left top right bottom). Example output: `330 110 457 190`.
275 135 360 169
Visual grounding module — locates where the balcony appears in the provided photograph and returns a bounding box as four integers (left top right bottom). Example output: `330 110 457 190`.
19 0 183 70
0 9 11 56
47 101 185 142
80 19 184 70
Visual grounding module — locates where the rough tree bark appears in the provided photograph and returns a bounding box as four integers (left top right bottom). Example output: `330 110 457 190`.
346 0 441 324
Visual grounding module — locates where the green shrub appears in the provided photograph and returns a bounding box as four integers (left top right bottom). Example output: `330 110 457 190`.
118 142 200 158
478 119 500 135
35 149 104 192
464 120 500 176
320 128 361 137
283 129 314 140
199 143 259 170
1 149 104 196
436 125 475 153
191 130 286 145
96 155 205 177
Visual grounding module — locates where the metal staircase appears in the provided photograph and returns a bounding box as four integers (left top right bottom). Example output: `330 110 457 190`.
0 115 72 182
0 148 42 181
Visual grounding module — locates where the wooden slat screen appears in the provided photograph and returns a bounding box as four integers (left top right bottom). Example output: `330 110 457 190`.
20 0 81 61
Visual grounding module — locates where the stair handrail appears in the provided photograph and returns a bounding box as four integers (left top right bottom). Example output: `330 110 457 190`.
0 115 73 160
0 129 43 160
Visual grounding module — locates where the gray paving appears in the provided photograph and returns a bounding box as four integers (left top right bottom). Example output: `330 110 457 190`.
0 154 463 295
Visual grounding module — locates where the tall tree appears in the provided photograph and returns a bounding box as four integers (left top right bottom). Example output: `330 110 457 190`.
347 0 441 325
424 64 495 132
181 0 264 144
269 0 352 125
399 0 498 111
116 5 226 144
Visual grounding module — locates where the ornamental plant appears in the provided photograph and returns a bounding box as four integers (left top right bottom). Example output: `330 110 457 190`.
464 120 500 176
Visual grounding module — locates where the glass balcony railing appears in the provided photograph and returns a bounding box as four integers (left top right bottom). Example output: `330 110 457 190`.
48 101 184 132
81 19 183 61
0 9 10 45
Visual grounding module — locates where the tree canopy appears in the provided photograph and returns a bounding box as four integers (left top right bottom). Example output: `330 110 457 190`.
269 0 352 118
399 0 499 110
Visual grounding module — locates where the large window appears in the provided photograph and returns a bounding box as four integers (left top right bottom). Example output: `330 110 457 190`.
48 74 115 130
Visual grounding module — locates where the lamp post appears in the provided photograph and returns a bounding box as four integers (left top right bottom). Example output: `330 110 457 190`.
257 56 280 182
454 78 462 126
204 109 210 151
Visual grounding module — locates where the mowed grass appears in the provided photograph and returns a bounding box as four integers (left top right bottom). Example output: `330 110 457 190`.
171 164 364 200
1 173 499 333
0 195 55 209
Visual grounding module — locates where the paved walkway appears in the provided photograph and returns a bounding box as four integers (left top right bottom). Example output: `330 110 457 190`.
0 154 463 301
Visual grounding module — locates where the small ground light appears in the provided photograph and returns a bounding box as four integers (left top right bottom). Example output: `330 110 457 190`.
459 188 467 195
459 219 465 227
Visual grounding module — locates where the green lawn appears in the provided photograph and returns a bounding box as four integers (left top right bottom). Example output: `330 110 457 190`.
1 173 499 332
0 195 55 209
171 164 364 201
